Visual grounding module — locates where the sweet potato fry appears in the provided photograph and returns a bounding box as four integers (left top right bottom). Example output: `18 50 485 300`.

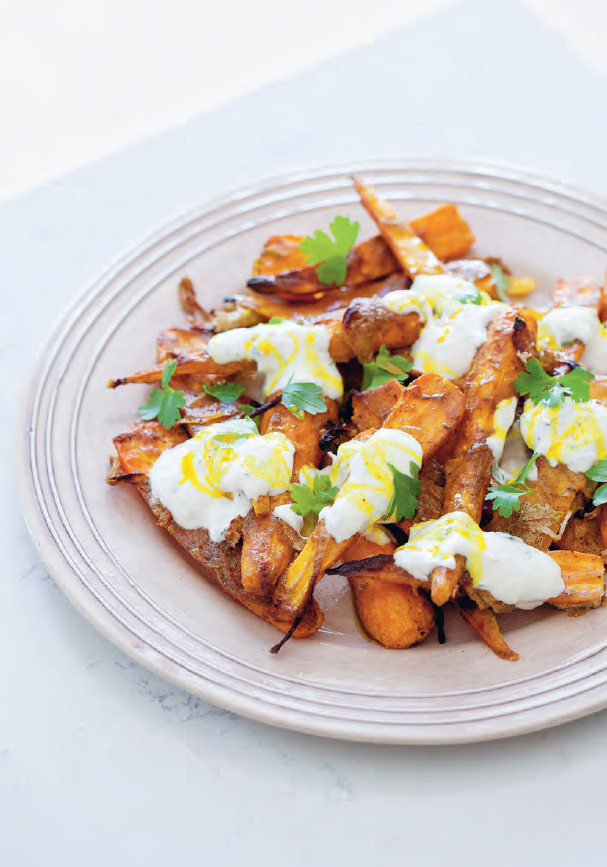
240 400 340 596
346 538 435 649
248 235 399 299
108 354 255 388
351 379 406 433
547 551 605 609
109 420 323 637
409 204 475 262
382 373 466 459
272 374 466 619
443 308 538 523
430 308 538 604
353 178 444 278
456 597 519 661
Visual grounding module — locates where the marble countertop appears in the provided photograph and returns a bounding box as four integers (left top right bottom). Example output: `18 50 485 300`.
3 1 607 863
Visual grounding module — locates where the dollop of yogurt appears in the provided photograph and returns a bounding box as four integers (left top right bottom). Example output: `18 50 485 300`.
207 321 343 399
538 305 607 374
383 274 503 379
394 512 564 609
519 396 607 473
149 418 294 541
318 428 423 543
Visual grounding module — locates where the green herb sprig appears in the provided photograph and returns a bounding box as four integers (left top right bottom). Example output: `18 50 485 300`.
385 463 421 522
485 452 540 518
361 345 413 391
300 216 360 286
514 358 594 407
138 360 186 429
291 474 339 519
585 460 607 506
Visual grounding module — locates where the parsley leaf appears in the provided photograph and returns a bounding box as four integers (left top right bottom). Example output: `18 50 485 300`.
514 358 594 406
585 460 607 506
291 474 339 518
585 460 607 483
281 380 327 418
490 263 510 302
361 344 412 391
138 360 186 429
203 381 247 404
268 317 284 324
385 463 421 522
300 215 360 286
486 452 540 517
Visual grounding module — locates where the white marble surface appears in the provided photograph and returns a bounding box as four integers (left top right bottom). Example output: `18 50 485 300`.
4 1 607 863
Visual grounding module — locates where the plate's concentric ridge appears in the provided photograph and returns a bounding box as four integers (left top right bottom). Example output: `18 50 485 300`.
19 161 607 743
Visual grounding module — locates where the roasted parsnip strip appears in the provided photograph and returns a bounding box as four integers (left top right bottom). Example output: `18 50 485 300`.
547 550 605 609
455 597 519 661
272 374 465 619
346 537 435 649
109 420 323 637
353 178 444 278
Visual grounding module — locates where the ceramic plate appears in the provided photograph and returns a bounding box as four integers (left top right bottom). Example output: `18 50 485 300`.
19 161 607 743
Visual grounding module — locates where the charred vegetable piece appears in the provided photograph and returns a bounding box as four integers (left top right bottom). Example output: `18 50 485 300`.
409 203 475 262
346 537 435 650
108 420 323 638
353 177 444 278
272 374 466 620
456 597 519 661
547 551 605 609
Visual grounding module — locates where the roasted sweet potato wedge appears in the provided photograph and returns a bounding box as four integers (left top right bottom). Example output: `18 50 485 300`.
354 178 444 278
456 597 519 661
409 203 475 262
547 550 605 609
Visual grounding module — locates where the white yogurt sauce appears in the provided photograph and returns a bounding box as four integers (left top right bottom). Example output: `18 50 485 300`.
207 320 343 399
538 305 607 374
394 512 564 609
519 396 607 473
319 429 423 543
149 418 294 541
486 397 518 463
383 274 503 380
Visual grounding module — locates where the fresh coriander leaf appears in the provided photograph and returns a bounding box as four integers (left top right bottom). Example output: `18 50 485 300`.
281 380 327 418
361 344 412 391
238 403 256 416
300 215 360 286
203 381 247 404
514 451 540 487
490 263 510 302
559 365 594 403
486 452 539 517
514 358 594 406
268 317 284 324
593 483 607 506
290 474 339 518
585 460 607 483
138 360 186 429
385 463 421 522
453 284 482 305
485 484 526 518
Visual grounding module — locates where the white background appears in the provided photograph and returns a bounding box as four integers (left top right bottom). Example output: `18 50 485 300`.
1 0 607 202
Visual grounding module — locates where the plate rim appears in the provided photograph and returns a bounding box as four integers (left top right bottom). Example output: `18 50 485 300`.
18 158 607 744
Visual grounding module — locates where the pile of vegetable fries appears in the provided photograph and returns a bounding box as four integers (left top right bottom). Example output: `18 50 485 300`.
107 178 607 661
